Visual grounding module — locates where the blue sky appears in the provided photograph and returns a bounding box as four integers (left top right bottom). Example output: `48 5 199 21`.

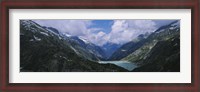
33 19 178 46
91 20 113 34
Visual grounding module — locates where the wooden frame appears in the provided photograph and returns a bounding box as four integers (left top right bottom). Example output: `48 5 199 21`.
0 0 199 92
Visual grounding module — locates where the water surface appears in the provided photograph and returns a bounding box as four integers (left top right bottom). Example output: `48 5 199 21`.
99 61 137 71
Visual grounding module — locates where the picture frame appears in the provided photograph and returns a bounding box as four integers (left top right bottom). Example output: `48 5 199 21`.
0 0 199 92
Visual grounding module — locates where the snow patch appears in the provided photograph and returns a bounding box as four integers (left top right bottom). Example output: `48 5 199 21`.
34 36 41 41
171 21 180 27
40 32 49 36
174 43 178 46
30 39 34 41
21 20 37 32
58 36 62 40
46 28 59 35
64 33 72 37
156 29 165 33
63 57 67 59
70 46 80 55
169 27 175 30
121 49 126 52
78 36 90 44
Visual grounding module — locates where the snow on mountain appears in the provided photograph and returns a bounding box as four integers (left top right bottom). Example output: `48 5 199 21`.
20 20 128 72
155 20 180 33
21 20 47 33
40 32 49 36
64 33 72 37
171 20 180 26
21 20 121 60
110 20 180 61
33 35 41 41
78 36 90 44
45 28 58 35
20 20 105 62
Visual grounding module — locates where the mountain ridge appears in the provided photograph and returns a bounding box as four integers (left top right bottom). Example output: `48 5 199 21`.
20 20 128 72
20 20 180 72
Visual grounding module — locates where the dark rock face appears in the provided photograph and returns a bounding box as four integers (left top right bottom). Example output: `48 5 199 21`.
120 20 181 72
132 37 180 72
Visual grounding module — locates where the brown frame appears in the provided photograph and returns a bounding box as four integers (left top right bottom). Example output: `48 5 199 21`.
0 0 199 92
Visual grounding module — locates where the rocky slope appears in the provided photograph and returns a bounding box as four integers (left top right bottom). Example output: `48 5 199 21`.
20 20 127 72
121 20 180 72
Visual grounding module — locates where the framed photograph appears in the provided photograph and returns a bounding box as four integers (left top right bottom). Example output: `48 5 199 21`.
0 0 199 92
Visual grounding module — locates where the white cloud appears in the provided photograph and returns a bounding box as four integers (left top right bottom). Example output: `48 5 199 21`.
84 31 107 46
33 20 158 46
34 20 108 46
105 20 157 45
34 20 92 36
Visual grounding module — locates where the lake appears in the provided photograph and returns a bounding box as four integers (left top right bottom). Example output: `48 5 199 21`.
98 61 137 71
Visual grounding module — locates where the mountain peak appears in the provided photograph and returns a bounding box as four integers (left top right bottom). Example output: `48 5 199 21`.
155 20 180 33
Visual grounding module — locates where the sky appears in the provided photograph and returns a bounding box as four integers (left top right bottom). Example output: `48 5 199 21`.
33 19 178 46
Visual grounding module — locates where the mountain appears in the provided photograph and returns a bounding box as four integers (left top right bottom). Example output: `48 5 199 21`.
43 26 60 34
20 20 180 72
155 20 179 33
101 42 122 59
108 33 149 60
132 36 180 72
20 20 127 72
110 21 179 61
43 25 106 61
121 20 180 72
69 36 106 60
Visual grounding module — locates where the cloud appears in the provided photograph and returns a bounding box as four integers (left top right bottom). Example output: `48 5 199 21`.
84 20 157 46
86 31 107 46
105 20 157 45
34 20 92 36
34 19 108 46
33 20 163 46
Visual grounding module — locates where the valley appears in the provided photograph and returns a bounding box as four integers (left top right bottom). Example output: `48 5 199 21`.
20 20 180 72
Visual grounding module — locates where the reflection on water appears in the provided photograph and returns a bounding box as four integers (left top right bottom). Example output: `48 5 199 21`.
99 61 137 71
